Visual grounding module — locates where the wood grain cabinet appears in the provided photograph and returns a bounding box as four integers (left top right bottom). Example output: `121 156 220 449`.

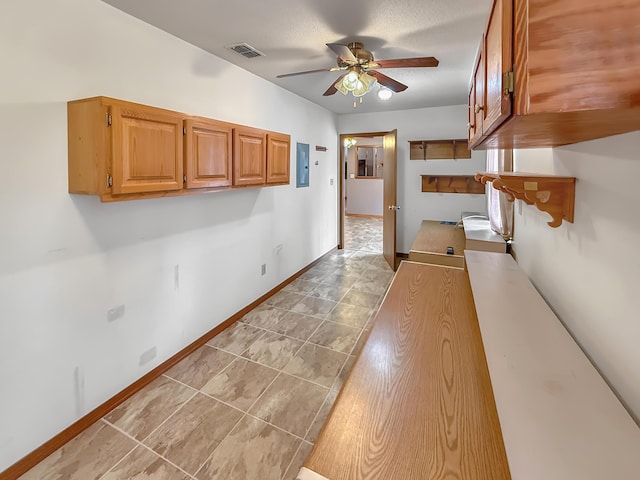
184 117 233 189
68 96 291 201
68 97 184 200
468 43 484 146
469 0 640 149
233 128 291 186
266 132 290 185
233 126 267 186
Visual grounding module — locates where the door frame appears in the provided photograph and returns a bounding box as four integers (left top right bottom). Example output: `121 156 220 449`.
338 131 393 250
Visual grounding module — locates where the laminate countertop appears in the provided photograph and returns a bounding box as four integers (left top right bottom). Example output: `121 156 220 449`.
302 261 510 479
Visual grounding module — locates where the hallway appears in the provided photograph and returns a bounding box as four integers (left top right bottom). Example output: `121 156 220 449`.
18 217 390 480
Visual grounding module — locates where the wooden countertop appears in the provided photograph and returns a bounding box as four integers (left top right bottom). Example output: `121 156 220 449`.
303 261 510 479
465 251 640 479
408 220 466 268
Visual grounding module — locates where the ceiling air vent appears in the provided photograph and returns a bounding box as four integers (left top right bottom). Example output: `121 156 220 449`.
225 43 266 59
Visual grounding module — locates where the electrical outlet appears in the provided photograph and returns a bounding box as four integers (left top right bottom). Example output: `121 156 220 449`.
261 264 266 276
330 178 334 186
107 304 125 322
139 346 157 366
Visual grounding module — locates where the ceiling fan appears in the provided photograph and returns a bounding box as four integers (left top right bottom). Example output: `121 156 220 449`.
276 42 439 100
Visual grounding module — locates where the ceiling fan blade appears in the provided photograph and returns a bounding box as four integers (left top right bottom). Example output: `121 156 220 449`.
326 43 357 63
323 74 346 96
374 57 439 69
276 67 336 78
368 71 408 93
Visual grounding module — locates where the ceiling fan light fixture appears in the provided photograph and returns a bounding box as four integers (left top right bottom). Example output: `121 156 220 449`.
344 137 357 148
377 86 393 101
360 72 376 90
352 80 367 97
342 70 360 91
334 79 349 95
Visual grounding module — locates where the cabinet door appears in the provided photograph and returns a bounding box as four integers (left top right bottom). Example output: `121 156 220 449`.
110 103 183 194
482 0 513 137
468 43 485 147
233 127 266 186
266 132 290 184
184 118 232 188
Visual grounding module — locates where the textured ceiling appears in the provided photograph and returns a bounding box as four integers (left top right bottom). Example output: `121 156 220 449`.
102 0 492 115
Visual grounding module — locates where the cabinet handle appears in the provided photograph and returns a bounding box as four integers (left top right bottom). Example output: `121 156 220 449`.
467 122 475 130
474 104 484 114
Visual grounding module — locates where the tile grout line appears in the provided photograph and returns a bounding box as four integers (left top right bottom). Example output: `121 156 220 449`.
202 328 345 390
280 438 311 480
285 242 390 444
299 388 332 444
192 368 300 478
192 291 356 467
94 424 140 480
280 443 304 480
99 418 198 480
136 389 200 444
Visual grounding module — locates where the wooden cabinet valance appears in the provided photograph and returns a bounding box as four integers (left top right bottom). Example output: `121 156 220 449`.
409 139 471 160
68 96 290 202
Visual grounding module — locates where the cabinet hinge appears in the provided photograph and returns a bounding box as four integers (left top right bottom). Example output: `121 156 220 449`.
183 126 186 135
183 175 187 183
503 71 514 95
107 174 113 188
106 113 112 127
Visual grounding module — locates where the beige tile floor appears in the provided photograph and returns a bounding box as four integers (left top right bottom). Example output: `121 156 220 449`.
18 216 391 480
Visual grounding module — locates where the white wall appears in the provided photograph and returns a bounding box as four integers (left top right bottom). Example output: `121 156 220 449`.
346 178 383 216
511 131 640 421
0 0 338 470
345 146 383 216
338 106 487 252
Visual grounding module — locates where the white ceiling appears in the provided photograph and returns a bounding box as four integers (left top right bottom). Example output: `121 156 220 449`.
102 0 492 115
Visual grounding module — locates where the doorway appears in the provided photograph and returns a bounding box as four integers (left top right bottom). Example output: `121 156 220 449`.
339 130 398 269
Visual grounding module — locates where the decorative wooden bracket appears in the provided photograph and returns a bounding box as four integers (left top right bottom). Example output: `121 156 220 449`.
475 172 576 228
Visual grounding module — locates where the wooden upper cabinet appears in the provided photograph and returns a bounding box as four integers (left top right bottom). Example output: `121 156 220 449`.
482 0 512 137
266 132 290 184
468 43 485 147
68 97 184 200
467 0 513 147
233 126 267 186
68 96 291 201
470 0 640 149
110 103 183 194
524 0 640 115
184 118 232 189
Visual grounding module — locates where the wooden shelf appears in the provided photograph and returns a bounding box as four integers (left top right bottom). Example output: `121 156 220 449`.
475 172 575 228
421 175 485 194
409 139 471 160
